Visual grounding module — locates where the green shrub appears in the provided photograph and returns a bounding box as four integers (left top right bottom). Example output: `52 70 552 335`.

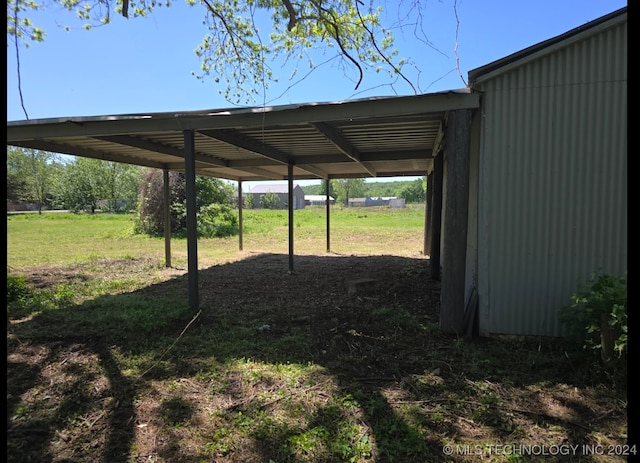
260 191 281 209
197 203 238 238
7 273 32 304
244 193 255 209
133 169 236 237
7 272 78 321
558 271 627 367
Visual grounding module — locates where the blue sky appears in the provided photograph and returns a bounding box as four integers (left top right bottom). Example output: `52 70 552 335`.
6 0 626 188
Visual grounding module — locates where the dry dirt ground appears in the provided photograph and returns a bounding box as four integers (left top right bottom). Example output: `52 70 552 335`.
7 253 630 462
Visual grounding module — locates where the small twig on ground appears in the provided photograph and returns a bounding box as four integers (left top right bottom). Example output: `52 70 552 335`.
134 310 202 382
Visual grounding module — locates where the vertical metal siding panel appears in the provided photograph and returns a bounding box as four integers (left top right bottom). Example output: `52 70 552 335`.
594 23 627 274
525 56 555 335
493 73 515 334
509 68 529 333
483 67 526 335
612 23 628 270
476 79 497 336
589 36 609 274
487 74 512 334
548 44 582 335
498 59 562 335
606 22 627 274
535 55 554 333
583 35 606 277
477 18 626 336
517 65 543 334
524 58 548 334
491 73 514 333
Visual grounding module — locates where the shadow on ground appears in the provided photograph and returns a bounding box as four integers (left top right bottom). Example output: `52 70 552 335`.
7 253 628 462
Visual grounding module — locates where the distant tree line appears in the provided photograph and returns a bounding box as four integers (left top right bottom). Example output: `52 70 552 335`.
7 147 237 238
7 147 426 234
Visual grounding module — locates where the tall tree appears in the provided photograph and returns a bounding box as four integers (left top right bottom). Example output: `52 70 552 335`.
365 182 395 198
318 179 336 198
7 147 61 213
8 0 419 106
60 158 108 213
398 177 426 203
334 177 364 205
59 157 140 213
7 149 28 203
101 161 143 212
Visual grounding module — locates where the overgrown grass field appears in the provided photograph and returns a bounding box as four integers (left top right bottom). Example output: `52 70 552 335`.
6 206 630 463
7 205 427 269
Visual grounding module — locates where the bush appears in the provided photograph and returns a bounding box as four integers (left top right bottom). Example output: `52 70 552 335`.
134 169 186 235
133 168 237 237
244 194 255 209
197 203 238 238
260 192 281 209
7 272 57 321
558 271 627 368
7 273 31 305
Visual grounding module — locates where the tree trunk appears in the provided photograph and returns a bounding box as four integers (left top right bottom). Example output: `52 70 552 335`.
600 314 620 366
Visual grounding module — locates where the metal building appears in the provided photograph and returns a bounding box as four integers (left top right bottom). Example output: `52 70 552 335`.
247 183 306 210
458 7 627 336
6 8 626 338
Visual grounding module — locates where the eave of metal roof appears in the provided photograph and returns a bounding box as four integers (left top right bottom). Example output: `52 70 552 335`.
7 90 480 183
467 7 627 85
6 88 474 126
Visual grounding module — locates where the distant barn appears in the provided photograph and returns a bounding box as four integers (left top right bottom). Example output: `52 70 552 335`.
305 195 335 206
348 197 397 207
247 184 306 210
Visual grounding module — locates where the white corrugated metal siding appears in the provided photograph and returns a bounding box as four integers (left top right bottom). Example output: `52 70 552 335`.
473 13 627 336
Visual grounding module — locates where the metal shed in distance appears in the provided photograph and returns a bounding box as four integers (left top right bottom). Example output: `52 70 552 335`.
248 184 306 210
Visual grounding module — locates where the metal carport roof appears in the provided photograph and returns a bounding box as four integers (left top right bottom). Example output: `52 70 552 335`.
7 90 478 181
7 89 480 312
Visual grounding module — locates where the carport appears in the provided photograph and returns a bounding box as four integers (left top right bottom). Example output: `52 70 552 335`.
7 90 479 331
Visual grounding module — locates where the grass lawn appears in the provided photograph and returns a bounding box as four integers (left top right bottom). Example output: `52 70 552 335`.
7 207 629 463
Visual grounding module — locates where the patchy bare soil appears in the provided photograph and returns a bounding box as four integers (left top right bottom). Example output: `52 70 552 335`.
7 253 630 462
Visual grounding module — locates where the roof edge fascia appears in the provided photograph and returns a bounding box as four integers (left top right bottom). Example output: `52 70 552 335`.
8 90 480 142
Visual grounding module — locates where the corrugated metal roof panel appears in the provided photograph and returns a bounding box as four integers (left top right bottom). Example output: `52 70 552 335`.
7 91 479 182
